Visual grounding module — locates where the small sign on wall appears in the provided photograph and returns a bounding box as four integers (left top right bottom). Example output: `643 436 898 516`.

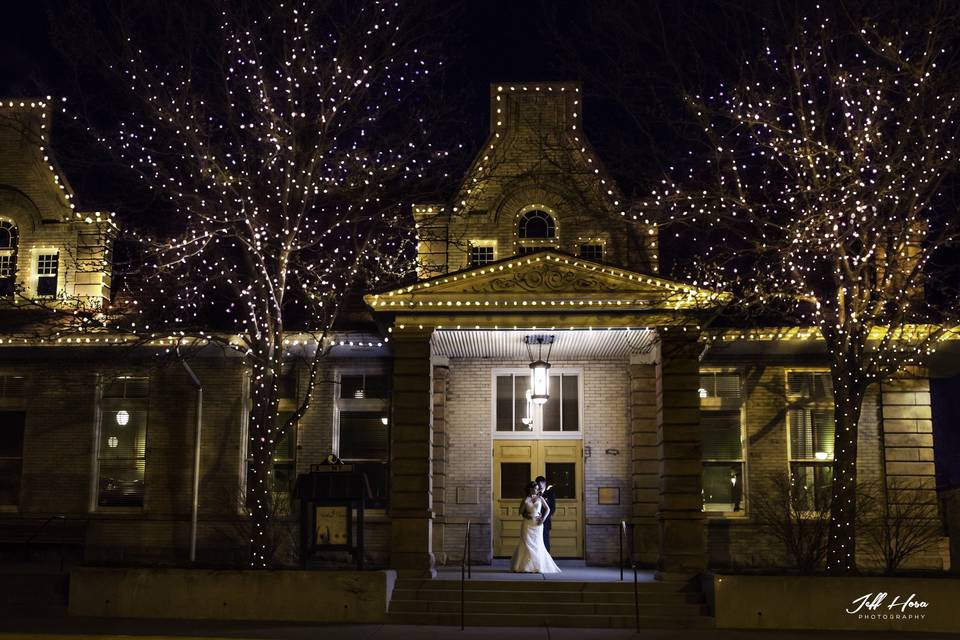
598 487 620 505
457 486 479 504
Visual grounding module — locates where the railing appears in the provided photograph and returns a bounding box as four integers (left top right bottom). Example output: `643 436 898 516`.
460 520 472 631
619 519 640 632
24 515 66 572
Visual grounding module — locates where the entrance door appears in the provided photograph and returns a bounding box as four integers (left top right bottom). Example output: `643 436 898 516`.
493 439 583 558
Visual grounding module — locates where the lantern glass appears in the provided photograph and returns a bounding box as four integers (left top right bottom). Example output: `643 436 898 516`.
530 360 550 404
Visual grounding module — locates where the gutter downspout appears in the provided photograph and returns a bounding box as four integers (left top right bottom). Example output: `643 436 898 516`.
181 359 203 563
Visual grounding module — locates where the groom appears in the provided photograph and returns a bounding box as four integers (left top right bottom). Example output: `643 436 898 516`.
535 475 555 552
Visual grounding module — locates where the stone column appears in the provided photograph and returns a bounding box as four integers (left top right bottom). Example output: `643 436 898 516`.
879 375 948 570
389 328 436 576
431 358 450 566
629 353 660 565
655 330 706 578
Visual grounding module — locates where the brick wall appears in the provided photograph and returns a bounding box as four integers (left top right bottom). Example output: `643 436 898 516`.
1 349 394 567
442 357 631 565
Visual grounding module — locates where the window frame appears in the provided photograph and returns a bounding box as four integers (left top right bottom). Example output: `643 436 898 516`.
785 368 835 512
335 368 391 509
576 237 606 263
467 240 497 268
490 367 583 440
33 249 60 298
93 374 150 511
515 205 559 255
699 368 747 517
244 364 301 514
0 220 19 298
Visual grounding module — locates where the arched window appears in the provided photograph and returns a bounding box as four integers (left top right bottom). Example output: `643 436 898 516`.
518 210 556 239
0 220 18 298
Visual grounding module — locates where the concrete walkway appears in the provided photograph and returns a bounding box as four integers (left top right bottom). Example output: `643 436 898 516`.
3 619 959 640
435 558 656 582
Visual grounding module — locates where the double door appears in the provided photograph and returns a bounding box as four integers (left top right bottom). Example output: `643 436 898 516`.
492 439 583 558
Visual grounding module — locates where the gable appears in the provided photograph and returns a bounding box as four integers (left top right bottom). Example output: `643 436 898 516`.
413 83 659 278
366 251 726 312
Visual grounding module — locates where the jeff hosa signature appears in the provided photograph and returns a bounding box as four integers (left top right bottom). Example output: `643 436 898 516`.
846 592 929 615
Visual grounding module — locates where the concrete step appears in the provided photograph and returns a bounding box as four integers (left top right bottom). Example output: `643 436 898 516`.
394 579 696 593
389 598 708 617
385 611 715 629
391 587 704 604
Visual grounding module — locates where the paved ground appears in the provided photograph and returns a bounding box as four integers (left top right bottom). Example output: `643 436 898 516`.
435 558 656 582
3 620 960 640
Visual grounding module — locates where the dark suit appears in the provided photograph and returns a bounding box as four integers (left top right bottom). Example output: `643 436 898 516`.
540 485 556 552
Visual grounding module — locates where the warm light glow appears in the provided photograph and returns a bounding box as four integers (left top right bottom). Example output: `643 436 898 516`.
815 451 830 461
530 360 550 405
115 410 130 426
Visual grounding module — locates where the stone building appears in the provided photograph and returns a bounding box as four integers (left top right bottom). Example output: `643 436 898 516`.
0 86 956 577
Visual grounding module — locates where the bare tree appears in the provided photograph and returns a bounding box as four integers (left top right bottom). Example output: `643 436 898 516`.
646 3 960 574
859 479 945 574
63 0 446 567
751 473 831 574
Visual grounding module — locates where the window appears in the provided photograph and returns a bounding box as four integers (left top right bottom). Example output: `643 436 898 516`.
246 367 299 509
337 371 390 507
340 374 388 399
35 253 59 297
518 210 556 239
0 221 18 298
468 241 496 267
494 370 580 434
699 371 744 513
0 411 25 506
97 376 149 507
787 371 834 511
578 243 604 262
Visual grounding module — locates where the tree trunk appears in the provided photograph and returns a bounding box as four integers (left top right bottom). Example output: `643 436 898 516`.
247 365 279 568
825 378 865 574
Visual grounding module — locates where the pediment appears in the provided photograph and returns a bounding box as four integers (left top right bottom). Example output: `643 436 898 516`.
366 252 727 312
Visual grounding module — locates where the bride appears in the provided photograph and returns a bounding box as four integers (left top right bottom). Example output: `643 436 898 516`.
510 481 561 573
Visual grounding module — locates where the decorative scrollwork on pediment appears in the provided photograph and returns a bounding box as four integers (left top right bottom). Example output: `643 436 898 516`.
464 264 624 294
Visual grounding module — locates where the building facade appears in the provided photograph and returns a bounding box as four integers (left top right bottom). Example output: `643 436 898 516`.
0 87 953 576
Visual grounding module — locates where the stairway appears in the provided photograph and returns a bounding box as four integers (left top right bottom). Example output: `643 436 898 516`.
386 577 713 629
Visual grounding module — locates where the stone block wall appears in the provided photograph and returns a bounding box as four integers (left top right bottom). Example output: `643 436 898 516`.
707 361 947 570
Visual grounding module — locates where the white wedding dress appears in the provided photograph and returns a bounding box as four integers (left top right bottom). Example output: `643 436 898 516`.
510 496 561 573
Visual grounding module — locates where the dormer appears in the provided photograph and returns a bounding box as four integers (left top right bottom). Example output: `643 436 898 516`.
414 83 658 279
0 100 116 308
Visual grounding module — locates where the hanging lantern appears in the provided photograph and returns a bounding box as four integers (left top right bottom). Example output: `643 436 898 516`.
116 410 130 426
523 335 555 405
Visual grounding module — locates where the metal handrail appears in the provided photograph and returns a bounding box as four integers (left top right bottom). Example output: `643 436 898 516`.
619 519 640 631
24 515 66 546
24 515 67 572
460 520 471 630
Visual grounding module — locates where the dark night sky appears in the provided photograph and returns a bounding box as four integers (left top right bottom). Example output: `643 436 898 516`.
2 2 960 487
0 1 773 203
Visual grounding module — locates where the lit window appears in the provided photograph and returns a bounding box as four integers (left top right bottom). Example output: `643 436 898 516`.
700 371 744 513
36 253 59 297
787 371 834 511
0 221 18 298
468 242 495 267
98 376 149 507
578 244 603 262
494 371 579 433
